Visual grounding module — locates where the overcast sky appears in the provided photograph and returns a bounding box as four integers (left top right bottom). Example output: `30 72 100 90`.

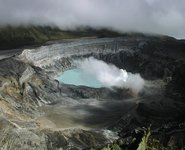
0 0 185 38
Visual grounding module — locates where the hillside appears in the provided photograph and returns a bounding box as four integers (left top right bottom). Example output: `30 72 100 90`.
0 26 121 50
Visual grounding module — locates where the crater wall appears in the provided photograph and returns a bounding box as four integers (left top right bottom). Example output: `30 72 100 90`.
19 37 180 80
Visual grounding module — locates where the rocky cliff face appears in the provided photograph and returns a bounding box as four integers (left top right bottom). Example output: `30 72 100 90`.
0 35 185 149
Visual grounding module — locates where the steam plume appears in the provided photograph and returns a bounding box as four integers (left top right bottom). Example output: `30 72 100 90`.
77 57 145 94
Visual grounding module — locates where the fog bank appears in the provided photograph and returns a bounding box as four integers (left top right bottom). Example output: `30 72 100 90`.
0 0 185 38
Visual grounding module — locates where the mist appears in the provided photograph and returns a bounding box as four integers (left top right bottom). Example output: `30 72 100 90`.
0 0 185 38
76 57 145 94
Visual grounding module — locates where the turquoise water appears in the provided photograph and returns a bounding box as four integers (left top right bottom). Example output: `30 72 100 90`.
57 69 102 88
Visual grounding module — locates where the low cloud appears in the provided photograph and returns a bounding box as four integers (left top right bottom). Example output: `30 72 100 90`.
0 0 185 38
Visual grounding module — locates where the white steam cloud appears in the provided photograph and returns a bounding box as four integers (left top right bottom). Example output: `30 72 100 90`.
0 0 185 38
77 57 145 94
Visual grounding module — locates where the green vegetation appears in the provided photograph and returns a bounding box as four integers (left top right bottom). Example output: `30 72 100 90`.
0 26 121 50
0 26 80 50
102 144 121 150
